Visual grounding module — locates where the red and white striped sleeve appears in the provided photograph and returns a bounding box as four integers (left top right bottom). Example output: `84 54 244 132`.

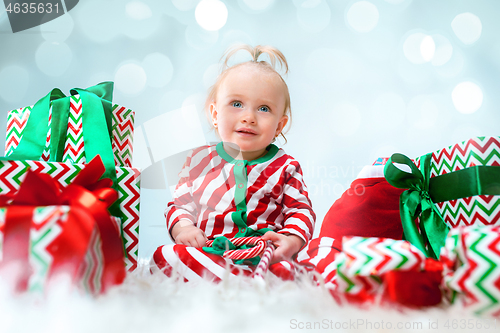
278 160 316 244
165 150 199 239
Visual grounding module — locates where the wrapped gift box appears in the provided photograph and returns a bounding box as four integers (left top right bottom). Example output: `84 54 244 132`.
441 225 500 316
5 94 135 168
384 136 500 259
0 159 140 271
0 206 115 294
415 136 500 228
1 82 140 271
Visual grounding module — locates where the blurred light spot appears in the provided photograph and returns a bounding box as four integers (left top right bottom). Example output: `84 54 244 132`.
126 1 152 20
142 53 174 88
144 105 206 161
403 32 427 64
132 126 152 170
306 48 364 88
195 0 228 31
114 63 147 95
398 58 431 85
431 34 453 66
359 28 397 61
420 35 435 62
371 92 406 128
35 42 72 77
185 23 219 50
76 0 119 43
435 49 464 78
0 66 29 104
293 0 321 7
407 95 439 130
221 30 254 49
240 0 275 11
172 0 199 11
87 73 113 88
329 103 361 136
160 90 186 114
40 12 74 42
203 64 220 89
452 81 483 114
296 0 331 33
452 13 482 45
123 3 161 39
346 1 379 33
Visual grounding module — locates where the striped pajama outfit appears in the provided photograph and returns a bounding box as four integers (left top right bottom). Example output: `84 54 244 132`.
152 142 315 281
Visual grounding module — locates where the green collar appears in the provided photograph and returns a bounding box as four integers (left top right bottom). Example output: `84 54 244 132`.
216 142 279 165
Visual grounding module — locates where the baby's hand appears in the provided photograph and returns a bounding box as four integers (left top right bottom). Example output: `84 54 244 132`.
172 220 207 248
261 231 305 264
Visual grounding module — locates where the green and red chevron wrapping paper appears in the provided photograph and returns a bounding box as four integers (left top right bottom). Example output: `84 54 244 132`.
0 206 106 294
335 236 427 297
441 225 500 316
5 95 135 168
415 136 500 228
0 159 140 271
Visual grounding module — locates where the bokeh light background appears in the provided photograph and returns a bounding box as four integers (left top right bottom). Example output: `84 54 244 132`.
0 0 498 260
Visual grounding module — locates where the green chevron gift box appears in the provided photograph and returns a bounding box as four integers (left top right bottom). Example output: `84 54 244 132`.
5 82 135 168
384 136 500 259
1 82 141 271
441 225 500 316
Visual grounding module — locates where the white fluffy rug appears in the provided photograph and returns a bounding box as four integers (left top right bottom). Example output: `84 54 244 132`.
1 261 496 333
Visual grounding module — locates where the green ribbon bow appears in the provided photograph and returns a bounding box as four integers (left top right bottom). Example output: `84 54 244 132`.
203 228 273 265
2 82 119 217
384 152 500 259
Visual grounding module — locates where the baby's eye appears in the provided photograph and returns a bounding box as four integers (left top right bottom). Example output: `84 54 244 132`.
232 101 242 108
259 106 270 113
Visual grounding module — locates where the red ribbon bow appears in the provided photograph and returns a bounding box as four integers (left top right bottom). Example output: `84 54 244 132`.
0 155 125 293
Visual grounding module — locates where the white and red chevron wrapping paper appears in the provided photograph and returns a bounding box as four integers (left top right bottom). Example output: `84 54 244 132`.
0 159 141 271
441 225 500 316
0 206 107 294
335 236 427 296
5 95 135 168
415 136 500 228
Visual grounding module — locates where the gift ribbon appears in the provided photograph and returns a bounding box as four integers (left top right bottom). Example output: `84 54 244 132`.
0 155 125 293
2 82 119 217
384 152 500 259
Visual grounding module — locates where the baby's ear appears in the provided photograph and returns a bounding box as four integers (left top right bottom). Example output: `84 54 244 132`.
210 103 218 124
276 115 289 135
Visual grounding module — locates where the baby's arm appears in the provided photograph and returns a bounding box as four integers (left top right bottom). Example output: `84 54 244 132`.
261 231 304 264
171 219 207 248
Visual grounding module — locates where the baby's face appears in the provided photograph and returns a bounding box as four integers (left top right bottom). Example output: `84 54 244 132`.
211 64 288 161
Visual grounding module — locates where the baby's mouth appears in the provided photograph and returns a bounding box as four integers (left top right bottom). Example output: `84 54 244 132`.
236 128 257 135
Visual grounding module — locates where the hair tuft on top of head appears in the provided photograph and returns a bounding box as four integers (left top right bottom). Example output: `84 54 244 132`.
221 44 289 75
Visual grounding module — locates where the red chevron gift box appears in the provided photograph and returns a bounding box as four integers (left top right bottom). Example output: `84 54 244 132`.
441 225 500 316
1 82 141 271
5 82 135 168
0 159 140 271
335 236 442 306
0 156 126 294
384 137 500 259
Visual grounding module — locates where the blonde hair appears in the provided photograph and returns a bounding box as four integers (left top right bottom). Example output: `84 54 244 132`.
205 44 292 143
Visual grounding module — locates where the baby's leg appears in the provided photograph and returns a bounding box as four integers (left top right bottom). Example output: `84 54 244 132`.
151 244 253 282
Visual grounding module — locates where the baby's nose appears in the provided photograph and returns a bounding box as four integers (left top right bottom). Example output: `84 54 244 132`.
241 110 256 123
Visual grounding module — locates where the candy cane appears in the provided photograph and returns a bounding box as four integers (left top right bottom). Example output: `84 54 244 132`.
253 240 276 281
205 237 275 278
